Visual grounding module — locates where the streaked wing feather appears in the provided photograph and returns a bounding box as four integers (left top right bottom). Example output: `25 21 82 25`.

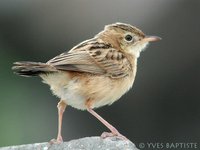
88 48 131 78
47 41 131 78
48 52 94 65
47 51 106 74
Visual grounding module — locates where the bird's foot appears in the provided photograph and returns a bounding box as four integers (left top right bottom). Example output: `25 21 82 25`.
101 131 128 140
49 136 63 144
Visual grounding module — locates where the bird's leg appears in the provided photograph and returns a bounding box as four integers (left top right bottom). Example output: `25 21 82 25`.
57 100 67 142
86 106 127 140
50 100 67 144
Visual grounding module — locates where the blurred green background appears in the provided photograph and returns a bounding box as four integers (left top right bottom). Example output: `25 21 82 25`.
0 0 200 147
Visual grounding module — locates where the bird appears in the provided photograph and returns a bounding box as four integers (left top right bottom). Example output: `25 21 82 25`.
12 22 161 143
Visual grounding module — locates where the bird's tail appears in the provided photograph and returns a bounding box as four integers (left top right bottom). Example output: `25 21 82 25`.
12 61 57 77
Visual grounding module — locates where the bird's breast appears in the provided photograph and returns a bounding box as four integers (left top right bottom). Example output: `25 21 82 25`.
85 71 136 109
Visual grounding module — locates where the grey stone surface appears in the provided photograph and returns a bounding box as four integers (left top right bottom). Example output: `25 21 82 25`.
0 136 139 150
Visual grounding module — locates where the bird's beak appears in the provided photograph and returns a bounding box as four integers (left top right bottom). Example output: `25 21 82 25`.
143 36 161 42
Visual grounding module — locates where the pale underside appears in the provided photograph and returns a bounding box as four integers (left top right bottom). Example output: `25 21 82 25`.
40 70 136 110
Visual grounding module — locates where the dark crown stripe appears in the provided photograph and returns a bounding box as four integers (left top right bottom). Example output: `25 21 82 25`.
110 23 145 37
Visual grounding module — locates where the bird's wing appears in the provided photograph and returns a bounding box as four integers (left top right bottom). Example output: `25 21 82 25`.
47 50 105 74
47 41 131 78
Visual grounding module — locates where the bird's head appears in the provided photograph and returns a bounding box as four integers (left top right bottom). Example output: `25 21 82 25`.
97 22 161 58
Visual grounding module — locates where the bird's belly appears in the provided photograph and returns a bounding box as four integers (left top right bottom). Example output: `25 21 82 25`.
41 72 87 110
41 72 135 110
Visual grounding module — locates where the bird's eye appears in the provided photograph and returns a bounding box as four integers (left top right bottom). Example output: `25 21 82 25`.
125 34 133 42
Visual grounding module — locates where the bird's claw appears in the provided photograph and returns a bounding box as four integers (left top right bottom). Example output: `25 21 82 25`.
49 137 63 144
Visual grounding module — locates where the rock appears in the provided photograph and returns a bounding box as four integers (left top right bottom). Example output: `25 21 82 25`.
1 136 139 150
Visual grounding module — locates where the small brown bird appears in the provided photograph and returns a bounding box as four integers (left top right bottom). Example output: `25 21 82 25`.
12 22 160 143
